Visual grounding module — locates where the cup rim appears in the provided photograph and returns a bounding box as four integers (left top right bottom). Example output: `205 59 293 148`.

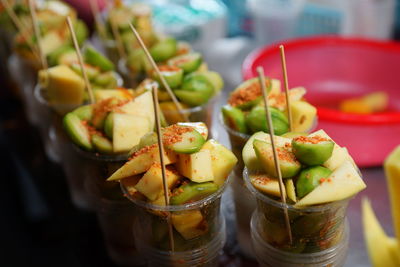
243 167 350 212
121 174 231 212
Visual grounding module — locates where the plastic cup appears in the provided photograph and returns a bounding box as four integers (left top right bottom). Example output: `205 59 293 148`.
60 144 128 210
218 114 256 258
121 176 230 267
85 173 146 266
8 54 41 126
117 58 144 89
243 167 350 266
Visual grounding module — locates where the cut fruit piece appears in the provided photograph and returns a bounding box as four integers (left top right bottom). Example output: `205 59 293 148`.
159 101 190 124
296 166 332 198
253 139 301 178
63 113 92 151
91 98 116 130
228 77 271 110
177 122 208 139
176 150 214 183
308 130 347 171
94 89 134 102
201 139 237 187
58 50 79 66
120 175 142 196
197 71 224 92
243 132 291 172
290 101 317 133
91 134 113 154
112 113 151 153
83 46 115 71
150 37 177 62
152 65 183 89
167 52 202 74
70 63 100 81
285 179 296 203
134 164 180 201
117 90 155 131
221 105 248 134
39 31 64 55
107 144 177 181
174 90 211 107
93 72 118 88
47 45 74 66
170 182 219 205
384 145 400 245
171 210 207 240
74 19 88 45
281 132 307 139
72 105 93 121
39 65 85 106
246 106 289 136
103 112 113 139
163 125 205 154
362 198 400 267
292 136 334 166
295 161 366 207
131 132 158 154
250 173 286 198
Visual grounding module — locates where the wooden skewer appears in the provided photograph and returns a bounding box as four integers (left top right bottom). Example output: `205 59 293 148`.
89 0 107 40
107 0 127 60
128 22 189 122
66 16 95 104
152 85 175 252
279 45 293 132
28 0 47 70
1 0 39 60
257 66 293 244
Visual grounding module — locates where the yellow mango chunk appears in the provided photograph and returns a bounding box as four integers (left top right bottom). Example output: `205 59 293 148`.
171 210 208 240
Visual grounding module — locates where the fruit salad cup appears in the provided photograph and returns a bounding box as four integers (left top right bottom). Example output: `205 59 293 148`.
219 77 318 257
8 1 89 126
108 123 237 267
242 130 366 266
61 87 155 209
96 2 155 65
32 45 123 162
122 39 223 131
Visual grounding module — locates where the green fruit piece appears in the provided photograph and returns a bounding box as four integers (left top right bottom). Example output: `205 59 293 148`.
164 125 205 154
229 77 271 110
177 122 208 139
167 52 202 74
173 90 208 107
74 19 88 46
292 136 335 166
246 106 289 136
104 112 114 139
150 37 177 62
83 45 115 71
221 105 247 133
253 139 301 178
93 72 118 88
108 7 135 32
281 132 307 139
92 134 113 154
296 166 333 198
70 63 100 81
127 49 145 73
58 50 78 66
198 71 224 92
63 113 93 151
170 182 219 205
47 45 74 66
72 105 93 121
152 65 183 89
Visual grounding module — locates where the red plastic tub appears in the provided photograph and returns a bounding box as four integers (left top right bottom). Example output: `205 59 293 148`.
243 36 400 167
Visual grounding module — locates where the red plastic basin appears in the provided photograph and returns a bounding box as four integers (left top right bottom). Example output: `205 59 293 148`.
243 36 400 167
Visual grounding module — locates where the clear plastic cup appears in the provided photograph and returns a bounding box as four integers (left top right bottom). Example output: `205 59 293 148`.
8 54 41 126
121 176 230 267
60 144 128 210
218 114 255 258
243 168 350 266
85 173 146 266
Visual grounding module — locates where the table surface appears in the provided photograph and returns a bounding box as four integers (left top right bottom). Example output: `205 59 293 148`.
0 43 392 267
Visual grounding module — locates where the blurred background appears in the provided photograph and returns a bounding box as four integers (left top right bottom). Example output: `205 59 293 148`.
0 0 399 266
